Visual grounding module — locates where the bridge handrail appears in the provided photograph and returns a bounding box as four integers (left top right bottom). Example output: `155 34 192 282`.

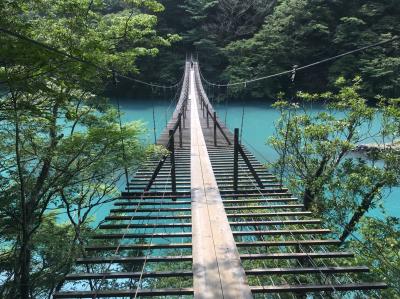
193 63 232 146
145 61 190 192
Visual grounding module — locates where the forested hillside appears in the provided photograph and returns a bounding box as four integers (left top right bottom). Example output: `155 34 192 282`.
1 0 399 298
138 0 399 100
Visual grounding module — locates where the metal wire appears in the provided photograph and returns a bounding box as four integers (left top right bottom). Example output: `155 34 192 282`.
0 27 183 89
199 36 399 87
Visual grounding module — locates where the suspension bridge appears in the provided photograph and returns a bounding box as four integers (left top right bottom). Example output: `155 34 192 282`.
53 61 387 298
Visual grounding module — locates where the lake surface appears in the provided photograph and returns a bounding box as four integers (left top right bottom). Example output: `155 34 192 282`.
61 97 398 224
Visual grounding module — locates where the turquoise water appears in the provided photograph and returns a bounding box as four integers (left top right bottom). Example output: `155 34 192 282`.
212 100 400 219
55 98 175 224
56 97 399 224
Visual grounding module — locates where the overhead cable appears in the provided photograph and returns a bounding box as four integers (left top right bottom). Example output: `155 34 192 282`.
200 36 400 87
0 27 181 89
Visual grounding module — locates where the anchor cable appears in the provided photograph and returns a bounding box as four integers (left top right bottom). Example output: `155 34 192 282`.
0 27 182 89
200 36 399 87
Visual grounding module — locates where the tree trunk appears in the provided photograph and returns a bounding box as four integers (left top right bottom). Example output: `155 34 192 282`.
340 182 385 243
12 91 31 299
303 187 314 210
19 222 31 299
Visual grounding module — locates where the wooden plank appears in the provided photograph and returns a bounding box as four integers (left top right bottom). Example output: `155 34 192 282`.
76 255 192 264
226 211 313 218
232 229 331 236
250 283 387 293
190 66 252 299
221 193 292 198
65 270 192 280
245 266 369 275
99 223 192 229
92 232 191 239
224 204 304 210
229 219 321 226
121 191 190 197
110 207 191 213
236 239 341 247
105 215 191 220
223 198 298 203
111 204 304 213
118 194 189 200
114 200 192 206
53 288 194 298
240 252 354 260
85 243 192 251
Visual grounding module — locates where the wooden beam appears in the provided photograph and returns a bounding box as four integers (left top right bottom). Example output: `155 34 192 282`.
245 266 369 275
250 283 387 293
92 232 191 239
53 288 194 298
65 270 192 280
240 252 354 260
105 215 191 221
224 204 304 210
85 243 192 251
99 223 191 229
226 211 313 218
232 229 331 236
76 255 192 264
229 219 321 226
236 239 341 247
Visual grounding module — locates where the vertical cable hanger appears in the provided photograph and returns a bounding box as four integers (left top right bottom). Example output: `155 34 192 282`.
113 70 130 192
152 104 157 145
239 80 248 144
279 65 298 188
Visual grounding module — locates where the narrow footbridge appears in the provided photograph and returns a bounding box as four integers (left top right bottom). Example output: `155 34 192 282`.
54 62 387 298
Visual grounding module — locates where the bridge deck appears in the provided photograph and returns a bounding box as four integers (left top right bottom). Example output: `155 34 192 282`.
54 61 387 298
190 68 252 298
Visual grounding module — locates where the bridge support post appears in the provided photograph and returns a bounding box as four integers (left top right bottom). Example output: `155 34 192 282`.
213 112 217 147
233 128 239 192
184 99 187 119
179 114 183 148
206 104 209 128
182 105 186 129
169 130 177 193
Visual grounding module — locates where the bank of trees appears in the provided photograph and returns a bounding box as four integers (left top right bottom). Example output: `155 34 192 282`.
269 77 400 296
1 0 399 297
138 0 399 100
0 0 172 297
225 0 400 99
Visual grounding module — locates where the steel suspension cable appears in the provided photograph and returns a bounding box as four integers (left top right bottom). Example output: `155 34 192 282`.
199 36 399 88
236 162 341 295
92 139 176 296
0 27 182 89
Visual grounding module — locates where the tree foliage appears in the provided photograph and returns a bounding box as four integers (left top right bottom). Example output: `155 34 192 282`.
269 78 400 294
136 0 276 85
0 0 170 297
224 0 400 99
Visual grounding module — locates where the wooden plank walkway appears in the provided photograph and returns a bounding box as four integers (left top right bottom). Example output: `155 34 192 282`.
190 68 253 299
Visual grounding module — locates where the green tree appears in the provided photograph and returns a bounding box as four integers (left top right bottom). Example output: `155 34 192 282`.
269 77 400 238
224 0 400 100
345 217 400 297
0 0 173 297
269 77 400 295
135 0 276 86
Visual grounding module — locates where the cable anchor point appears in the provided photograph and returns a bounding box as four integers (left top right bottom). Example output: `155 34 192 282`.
112 70 119 87
291 65 298 83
